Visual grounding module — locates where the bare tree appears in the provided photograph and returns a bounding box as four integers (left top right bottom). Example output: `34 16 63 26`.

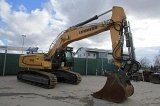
139 57 151 69
153 54 160 67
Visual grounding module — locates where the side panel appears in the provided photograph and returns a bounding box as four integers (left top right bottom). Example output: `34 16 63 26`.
19 54 52 69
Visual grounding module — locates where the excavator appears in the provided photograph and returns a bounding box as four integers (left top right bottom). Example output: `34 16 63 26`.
17 6 140 103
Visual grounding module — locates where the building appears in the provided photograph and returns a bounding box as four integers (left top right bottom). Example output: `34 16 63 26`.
76 47 129 63
76 47 111 59
75 47 115 75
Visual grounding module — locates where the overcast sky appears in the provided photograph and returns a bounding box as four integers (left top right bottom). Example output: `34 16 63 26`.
0 0 160 65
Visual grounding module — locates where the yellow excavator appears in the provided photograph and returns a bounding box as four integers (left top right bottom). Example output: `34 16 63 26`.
17 6 140 103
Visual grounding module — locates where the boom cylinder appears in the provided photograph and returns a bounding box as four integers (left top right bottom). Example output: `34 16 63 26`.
74 9 112 27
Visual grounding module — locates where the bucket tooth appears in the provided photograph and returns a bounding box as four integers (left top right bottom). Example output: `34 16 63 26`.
92 73 134 103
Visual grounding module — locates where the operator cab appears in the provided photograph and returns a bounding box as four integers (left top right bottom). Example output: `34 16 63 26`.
52 47 74 69
64 47 74 67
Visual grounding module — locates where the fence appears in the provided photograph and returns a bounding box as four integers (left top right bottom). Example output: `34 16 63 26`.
72 58 115 75
0 53 115 76
0 53 21 76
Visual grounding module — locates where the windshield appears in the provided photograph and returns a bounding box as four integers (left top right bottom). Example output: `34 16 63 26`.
65 51 72 60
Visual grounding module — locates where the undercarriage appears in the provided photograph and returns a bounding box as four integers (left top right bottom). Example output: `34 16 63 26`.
17 69 82 89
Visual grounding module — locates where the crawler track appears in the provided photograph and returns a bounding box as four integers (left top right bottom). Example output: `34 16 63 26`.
52 69 82 84
17 70 57 89
17 69 82 89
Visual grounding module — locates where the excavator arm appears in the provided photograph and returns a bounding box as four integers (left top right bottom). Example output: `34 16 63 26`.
48 6 125 68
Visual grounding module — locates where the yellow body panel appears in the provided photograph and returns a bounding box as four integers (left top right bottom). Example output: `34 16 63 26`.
19 54 52 69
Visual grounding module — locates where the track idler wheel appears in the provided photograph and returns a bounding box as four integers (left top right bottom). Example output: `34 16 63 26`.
92 72 134 103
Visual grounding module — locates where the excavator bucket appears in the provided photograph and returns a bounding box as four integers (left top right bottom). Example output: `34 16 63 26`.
92 72 134 103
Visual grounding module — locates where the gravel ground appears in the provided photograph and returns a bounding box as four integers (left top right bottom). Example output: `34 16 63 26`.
0 76 160 106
